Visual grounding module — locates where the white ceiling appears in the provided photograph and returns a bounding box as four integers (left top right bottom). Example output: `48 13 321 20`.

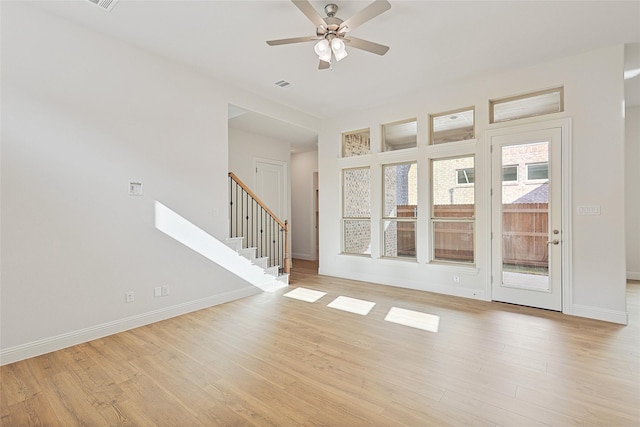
27 0 640 150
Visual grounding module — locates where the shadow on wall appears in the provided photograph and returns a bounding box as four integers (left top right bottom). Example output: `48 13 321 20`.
153 201 274 288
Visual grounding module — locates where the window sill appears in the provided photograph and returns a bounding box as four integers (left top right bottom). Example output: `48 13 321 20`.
380 256 418 263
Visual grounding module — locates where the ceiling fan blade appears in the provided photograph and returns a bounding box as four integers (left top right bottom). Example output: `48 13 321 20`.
292 0 327 28
319 60 331 70
343 36 389 55
266 36 319 46
339 0 391 33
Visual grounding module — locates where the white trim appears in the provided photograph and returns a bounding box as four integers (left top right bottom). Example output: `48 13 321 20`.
337 153 374 168
377 147 419 163
628 272 640 280
292 252 315 260
571 304 628 325
312 170 319 262
0 286 259 366
325 267 486 301
425 139 477 158
561 119 573 315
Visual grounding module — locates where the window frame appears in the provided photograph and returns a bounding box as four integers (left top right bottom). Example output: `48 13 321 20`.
502 165 518 183
430 155 476 265
381 161 418 260
456 167 475 185
341 166 372 256
526 162 549 182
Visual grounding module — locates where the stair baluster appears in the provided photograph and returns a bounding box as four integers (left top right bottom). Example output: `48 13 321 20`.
228 172 290 274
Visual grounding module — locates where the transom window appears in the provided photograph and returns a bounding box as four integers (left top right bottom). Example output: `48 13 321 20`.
342 128 371 157
490 87 563 123
430 107 475 145
382 118 417 152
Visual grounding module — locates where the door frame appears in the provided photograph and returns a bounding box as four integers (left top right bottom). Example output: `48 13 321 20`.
484 118 573 314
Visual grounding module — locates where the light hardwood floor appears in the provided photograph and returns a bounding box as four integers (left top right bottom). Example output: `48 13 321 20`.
2 262 639 426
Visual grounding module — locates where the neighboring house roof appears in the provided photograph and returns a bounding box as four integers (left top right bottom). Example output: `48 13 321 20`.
514 183 549 203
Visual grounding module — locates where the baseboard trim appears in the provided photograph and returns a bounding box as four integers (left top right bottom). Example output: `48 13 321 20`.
318 268 485 301
571 304 628 325
627 271 640 280
292 252 315 261
0 286 259 366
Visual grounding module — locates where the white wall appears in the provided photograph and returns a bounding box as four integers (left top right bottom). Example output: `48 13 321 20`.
0 3 319 364
626 106 640 279
291 151 318 260
228 127 291 196
318 45 628 324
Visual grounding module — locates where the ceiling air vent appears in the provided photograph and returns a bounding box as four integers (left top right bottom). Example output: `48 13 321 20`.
274 80 291 88
87 0 119 12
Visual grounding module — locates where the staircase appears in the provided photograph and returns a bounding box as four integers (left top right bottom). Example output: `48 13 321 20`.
224 236 289 292
227 172 291 292
225 237 289 292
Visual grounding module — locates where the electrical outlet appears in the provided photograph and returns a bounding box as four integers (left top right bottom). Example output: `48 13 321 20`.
126 291 135 303
161 285 169 296
154 286 162 297
453 275 460 284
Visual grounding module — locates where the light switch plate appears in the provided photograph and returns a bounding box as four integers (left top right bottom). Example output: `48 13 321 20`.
577 205 600 216
129 182 143 196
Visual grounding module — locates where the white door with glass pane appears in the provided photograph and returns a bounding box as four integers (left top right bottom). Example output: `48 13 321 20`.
490 127 562 311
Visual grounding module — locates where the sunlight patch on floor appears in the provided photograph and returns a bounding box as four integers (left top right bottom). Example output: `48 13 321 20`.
283 287 327 303
384 307 440 332
327 296 376 315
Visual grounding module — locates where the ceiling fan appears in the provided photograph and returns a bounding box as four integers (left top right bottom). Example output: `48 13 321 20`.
266 0 391 70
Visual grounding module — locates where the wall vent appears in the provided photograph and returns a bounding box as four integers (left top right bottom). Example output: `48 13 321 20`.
274 80 291 88
87 0 119 11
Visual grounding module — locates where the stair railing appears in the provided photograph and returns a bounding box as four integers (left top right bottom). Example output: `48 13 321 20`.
228 172 290 274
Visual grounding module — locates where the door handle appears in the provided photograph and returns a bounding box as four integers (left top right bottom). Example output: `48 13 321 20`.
547 239 560 245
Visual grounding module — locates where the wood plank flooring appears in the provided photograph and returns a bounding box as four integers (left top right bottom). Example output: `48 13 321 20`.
2 261 639 426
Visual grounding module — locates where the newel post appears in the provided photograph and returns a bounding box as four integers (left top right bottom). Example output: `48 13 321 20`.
284 220 290 274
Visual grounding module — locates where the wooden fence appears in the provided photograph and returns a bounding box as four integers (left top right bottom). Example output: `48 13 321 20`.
393 203 549 266
501 203 548 267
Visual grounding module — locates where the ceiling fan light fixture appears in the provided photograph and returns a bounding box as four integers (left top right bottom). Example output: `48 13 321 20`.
331 37 345 52
314 39 332 62
266 0 391 69
331 37 348 61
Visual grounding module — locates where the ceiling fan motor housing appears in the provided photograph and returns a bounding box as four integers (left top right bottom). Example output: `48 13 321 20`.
324 3 339 17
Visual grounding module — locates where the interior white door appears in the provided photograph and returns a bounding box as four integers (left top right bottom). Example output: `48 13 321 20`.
491 127 562 311
255 159 285 220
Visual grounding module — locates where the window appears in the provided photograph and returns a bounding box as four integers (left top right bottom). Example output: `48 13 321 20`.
527 162 548 181
342 167 371 255
382 162 417 259
431 156 475 264
456 168 475 185
490 87 563 123
430 107 475 145
342 128 370 157
502 165 518 182
382 118 417 152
